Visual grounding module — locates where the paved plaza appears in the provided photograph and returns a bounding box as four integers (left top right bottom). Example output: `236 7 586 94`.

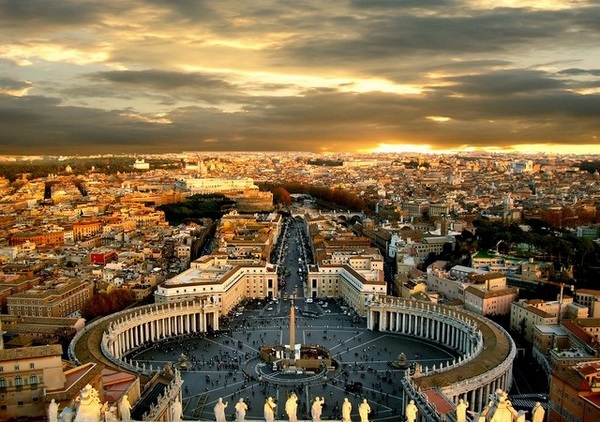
131 298 458 421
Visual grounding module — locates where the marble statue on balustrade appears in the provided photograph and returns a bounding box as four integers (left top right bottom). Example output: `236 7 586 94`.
456 398 469 422
214 397 228 422
118 395 132 422
48 399 59 422
531 402 545 422
342 398 352 422
103 404 118 422
235 398 248 422
358 399 371 422
58 402 75 422
473 389 519 422
285 392 298 422
405 400 417 422
163 362 174 378
172 396 183 421
264 397 276 422
73 384 103 422
311 397 324 422
515 410 527 422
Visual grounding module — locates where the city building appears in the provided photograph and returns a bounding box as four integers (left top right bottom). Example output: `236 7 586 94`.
575 289 600 318
510 299 563 343
0 341 65 420
7 279 94 318
154 256 278 314
548 360 600 421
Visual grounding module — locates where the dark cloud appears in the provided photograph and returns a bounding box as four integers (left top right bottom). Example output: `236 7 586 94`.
0 0 104 27
350 0 453 9
1 76 598 155
88 70 235 91
0 76 31 91
0 0 598 154
440 69 567 96
558 68 600 77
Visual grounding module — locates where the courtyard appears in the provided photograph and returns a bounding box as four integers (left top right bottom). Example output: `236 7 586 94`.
130 298 458 421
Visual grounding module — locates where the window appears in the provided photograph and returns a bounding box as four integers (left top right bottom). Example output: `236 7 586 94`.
14 364 19 371
30 375 38 385
15 376 22 386
29 363 35 369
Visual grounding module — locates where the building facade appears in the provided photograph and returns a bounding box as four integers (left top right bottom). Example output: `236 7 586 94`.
0 344 66 420
6 279 94 317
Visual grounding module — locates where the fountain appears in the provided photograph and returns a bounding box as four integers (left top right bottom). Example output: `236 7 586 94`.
259 297 335 380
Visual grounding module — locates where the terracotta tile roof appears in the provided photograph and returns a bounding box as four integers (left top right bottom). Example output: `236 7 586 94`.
0 344 62 361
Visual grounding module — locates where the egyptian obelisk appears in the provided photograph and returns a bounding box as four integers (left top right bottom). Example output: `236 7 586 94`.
289 297 296 361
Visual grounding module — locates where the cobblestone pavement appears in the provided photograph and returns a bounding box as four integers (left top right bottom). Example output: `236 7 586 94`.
131 299 458 421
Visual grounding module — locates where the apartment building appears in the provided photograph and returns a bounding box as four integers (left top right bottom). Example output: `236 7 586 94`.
548 360 600 421
307 261 387 316
464 285 519 316
510 299 564 343
72 220 103 241
9 229 64 247
575 289 600 318
0 343 66 420
6 279 94 317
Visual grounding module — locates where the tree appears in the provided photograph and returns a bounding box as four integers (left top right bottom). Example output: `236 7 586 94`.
272 187 292 207
82 288 135 319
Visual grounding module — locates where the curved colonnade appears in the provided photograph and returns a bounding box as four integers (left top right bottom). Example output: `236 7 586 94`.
69 300 219 376
70 297 514 422
368 297 516 420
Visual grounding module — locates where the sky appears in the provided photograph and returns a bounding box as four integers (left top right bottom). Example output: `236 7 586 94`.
0 0 599 156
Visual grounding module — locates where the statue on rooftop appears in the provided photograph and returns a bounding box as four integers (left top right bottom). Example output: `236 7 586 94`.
214 397 228 422
285 392 298 422
73 384 102 422
235 398 248 422
456 398 468 422
405 400 417 422
48 399 59 422
163 362 174 377
264 397 276 422
118 395 131 422
358 399 371 422
531 402 545 422
311 396 324 422
342 398 352 422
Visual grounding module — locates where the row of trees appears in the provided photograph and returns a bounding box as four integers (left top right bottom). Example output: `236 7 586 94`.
580 161 600 174
262 182 370 213
469 219 600 286
81 288 135 320
157 193 235 225
473 219 598 266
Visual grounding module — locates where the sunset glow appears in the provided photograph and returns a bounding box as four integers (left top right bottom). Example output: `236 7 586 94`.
0 0 598 155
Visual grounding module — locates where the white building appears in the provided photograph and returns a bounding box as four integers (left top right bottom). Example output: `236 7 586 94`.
175 178 257 194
